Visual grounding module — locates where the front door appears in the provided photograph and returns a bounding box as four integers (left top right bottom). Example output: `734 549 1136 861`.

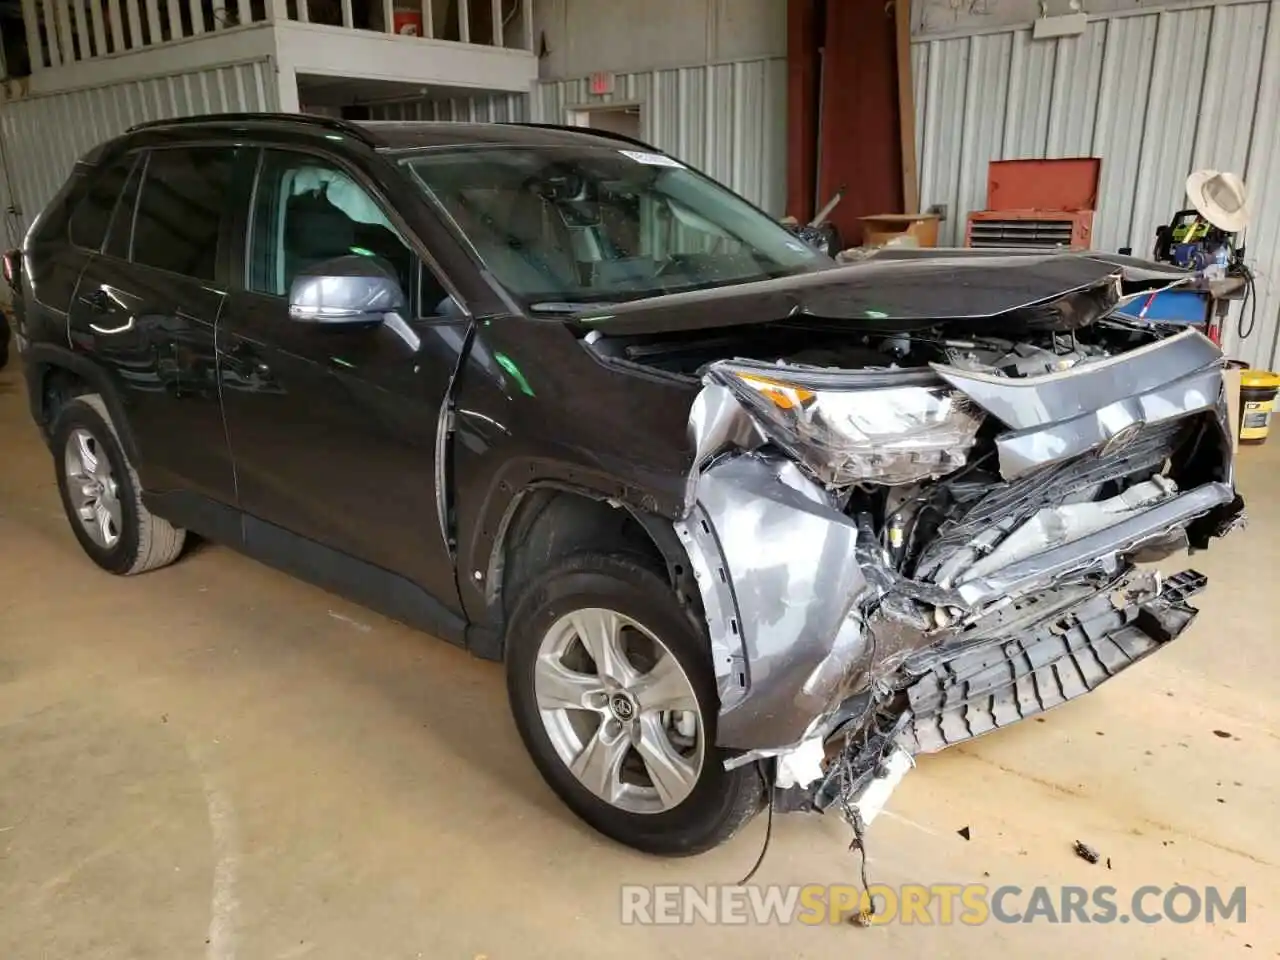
216 148 468 622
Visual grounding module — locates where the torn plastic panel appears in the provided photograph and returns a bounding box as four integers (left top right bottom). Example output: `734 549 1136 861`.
675 453 872 751
900 569 1209 755
947 481 1232 606
932 328 1222 433
994 365 1224 479
803 568 1206 815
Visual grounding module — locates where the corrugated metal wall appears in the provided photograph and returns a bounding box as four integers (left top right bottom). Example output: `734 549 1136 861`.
365 92 529 124
912 0 1280 367
534 57 787 216
0 60 279 248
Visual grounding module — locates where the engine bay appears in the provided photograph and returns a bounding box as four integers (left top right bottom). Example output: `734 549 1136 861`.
584 314 1165 381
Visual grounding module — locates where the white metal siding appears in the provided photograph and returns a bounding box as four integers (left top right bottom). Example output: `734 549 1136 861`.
913 0 1280 368
0 59 279 247
534 57 787 216
365 92 529 123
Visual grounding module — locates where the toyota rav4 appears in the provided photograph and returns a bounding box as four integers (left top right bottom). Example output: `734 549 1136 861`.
6 114 1243 856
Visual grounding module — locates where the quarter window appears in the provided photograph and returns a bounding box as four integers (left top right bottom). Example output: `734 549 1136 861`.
132 147 236 281
68 158 134 252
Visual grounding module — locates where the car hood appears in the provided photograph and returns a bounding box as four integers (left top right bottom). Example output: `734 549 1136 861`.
572 251 1190 337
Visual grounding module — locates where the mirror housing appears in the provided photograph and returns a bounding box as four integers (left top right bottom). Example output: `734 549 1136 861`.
288 255 406 325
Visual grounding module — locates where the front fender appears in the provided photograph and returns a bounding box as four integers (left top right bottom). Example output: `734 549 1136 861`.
678 454 872 751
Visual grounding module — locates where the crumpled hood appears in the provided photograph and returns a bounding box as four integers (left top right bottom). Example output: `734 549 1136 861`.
574 252 1190 337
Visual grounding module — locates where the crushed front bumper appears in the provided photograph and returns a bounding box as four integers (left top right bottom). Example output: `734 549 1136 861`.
805 569 1208 818
899 569 1207 755
676 329 1243 776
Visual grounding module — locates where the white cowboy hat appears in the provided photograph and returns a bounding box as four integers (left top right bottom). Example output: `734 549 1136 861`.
1185 170 1250 233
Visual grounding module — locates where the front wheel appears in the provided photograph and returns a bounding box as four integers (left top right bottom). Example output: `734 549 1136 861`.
505 553 763 855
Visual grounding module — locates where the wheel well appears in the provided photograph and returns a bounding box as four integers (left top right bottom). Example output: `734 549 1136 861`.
37 365 91 438
495 488 700 627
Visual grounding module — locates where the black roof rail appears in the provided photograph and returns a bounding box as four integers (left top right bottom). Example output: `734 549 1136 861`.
126 112 380 147
502 122 659 152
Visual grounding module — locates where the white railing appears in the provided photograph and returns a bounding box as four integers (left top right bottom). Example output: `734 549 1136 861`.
22 0 535 71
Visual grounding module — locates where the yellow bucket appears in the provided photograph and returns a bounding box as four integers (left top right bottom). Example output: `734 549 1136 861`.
1240 370 1280 445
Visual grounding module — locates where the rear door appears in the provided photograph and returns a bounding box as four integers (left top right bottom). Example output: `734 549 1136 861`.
20 152 123 347
216 147 469 621
68 145 238 507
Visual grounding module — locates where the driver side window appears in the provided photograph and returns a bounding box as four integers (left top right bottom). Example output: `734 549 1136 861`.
247 150 416 301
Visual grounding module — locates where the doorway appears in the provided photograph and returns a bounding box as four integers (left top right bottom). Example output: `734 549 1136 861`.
567 104 643 140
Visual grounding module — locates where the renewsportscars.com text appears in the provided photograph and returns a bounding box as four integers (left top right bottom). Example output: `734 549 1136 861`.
620 883 1248 926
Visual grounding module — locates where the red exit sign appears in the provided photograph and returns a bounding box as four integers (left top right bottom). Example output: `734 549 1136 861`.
589 72 614 95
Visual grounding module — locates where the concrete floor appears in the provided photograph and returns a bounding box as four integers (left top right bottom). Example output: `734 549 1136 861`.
0 355 1277 960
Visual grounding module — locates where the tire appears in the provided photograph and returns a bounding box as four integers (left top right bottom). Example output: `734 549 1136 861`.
506 553 764 856
51 393 186 575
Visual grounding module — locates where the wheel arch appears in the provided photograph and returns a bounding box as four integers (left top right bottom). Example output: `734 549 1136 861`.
23 344 140 461
483 484 701 659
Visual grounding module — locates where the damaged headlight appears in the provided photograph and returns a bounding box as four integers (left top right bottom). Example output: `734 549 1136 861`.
708 362 984 486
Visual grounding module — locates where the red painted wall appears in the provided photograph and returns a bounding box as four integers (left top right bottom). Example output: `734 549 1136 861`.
786 0 821 222
788 0 906 245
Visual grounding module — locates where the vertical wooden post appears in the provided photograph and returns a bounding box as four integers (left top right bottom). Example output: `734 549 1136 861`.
106 0 124 48
186 0 204 32
144 0 163 45
458 0 469 42
340 0 352 27
895 0 919 213
165 0 181 39
69 0 90 59
55 0 76 62
89 0 109 55
124 0 143 46
490 0 501 44
22 0 45 67
420 0 432 37
41 0 61 65
520 0 531 51
381 0 393 32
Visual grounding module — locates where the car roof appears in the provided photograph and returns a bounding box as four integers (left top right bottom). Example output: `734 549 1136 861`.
121 113 657 154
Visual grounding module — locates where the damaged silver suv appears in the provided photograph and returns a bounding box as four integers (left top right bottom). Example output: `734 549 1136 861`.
12 115 1243 856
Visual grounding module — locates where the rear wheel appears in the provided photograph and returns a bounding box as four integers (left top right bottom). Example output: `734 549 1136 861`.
51 394 186 575
506 553 763 855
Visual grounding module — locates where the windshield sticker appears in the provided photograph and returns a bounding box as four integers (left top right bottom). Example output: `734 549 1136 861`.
619 149 685 168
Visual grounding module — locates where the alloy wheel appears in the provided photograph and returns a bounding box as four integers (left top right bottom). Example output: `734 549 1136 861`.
534 607 705 814
64 427 122 549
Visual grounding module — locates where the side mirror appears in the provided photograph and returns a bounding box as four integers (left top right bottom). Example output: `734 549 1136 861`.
288 255 406 325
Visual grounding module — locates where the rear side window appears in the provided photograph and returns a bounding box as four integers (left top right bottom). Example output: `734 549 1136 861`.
132 147 237 281
68 158 133 251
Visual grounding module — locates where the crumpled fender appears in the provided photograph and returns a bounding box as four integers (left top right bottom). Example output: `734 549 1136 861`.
676 454 871 752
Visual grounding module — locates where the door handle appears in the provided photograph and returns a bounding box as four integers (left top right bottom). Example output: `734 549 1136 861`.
81 288 136 334
89 316 136 335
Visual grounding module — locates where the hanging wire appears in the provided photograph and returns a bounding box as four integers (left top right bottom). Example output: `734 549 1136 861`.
738 762 775 885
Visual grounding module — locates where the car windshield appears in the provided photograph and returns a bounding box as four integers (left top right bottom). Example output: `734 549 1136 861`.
398 144 829 307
